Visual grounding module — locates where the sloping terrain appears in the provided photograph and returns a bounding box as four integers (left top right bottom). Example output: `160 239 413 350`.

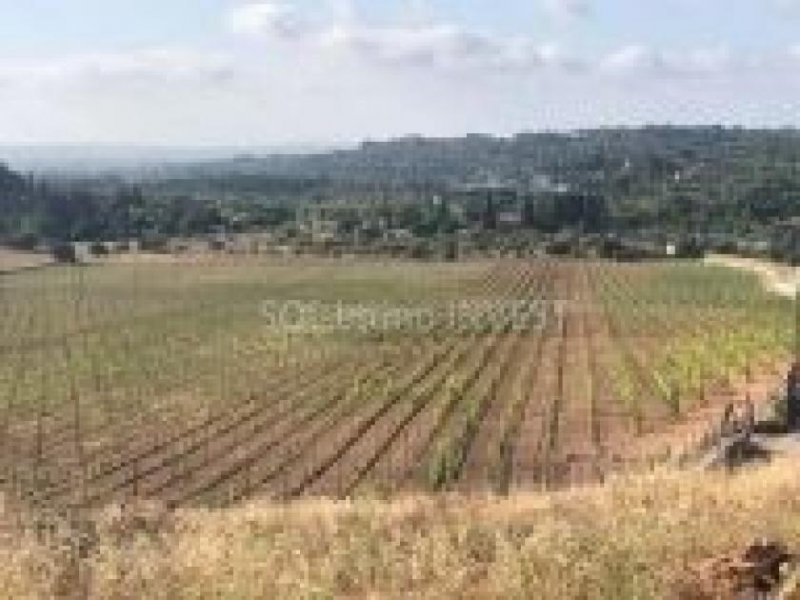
4 457 800 598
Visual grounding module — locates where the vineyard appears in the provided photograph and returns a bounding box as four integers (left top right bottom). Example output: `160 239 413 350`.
0 256 793 512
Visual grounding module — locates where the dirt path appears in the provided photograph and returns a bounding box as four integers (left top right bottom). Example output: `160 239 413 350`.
704 254 798 299
0 248 53 272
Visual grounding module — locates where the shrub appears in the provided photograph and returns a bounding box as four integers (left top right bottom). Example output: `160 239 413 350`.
89 241 109 257
51 243 77 263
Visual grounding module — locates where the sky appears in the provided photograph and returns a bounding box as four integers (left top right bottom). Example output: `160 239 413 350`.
1 0 800 146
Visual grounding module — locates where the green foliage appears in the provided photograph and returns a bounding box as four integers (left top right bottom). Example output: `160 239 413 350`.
599 262 793 417
2 126 799 251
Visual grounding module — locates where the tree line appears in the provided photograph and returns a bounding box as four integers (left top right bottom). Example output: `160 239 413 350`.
1 127 798 251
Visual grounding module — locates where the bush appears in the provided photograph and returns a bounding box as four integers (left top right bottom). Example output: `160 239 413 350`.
546 239 574 256
51 243 77 263
6 233 39 251
410 242 435 260
676 237 707 259
208 239 226 252
139 233 170 253
89 241 109 257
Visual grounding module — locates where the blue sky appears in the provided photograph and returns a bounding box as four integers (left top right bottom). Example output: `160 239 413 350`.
1 0 799 145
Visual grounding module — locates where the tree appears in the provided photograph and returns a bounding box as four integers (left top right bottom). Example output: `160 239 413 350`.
483 191 497 231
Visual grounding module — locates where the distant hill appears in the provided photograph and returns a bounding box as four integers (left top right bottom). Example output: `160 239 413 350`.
1 127 798 246
0 144 334 175
166 126 800 229
180 126 800 188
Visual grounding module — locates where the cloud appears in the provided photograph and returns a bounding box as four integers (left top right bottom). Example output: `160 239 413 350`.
542 0 592 21
321 23 544 69
677 47 732 73
599 45 655 74
0 48 234 86
659 46 734 77
772 0 800 16
224 4 756 79
229 2 578 71
790 44 800 60
225 3 754 79
226 1 304 38
318 22 478 66
322 24 583 71
598 44 734 77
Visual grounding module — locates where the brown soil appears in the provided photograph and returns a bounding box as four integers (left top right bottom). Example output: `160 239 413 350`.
7 259 790 511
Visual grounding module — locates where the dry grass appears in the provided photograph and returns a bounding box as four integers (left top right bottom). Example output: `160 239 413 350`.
0 248 52 272
3 459 800 599
705 254 799 299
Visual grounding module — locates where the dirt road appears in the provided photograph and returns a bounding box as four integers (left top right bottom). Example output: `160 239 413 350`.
704 254 798 299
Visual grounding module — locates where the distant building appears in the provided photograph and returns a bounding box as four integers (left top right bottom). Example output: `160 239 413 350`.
448 182 520 230
497 211 523 229
71 241 91 262
387 228 413 242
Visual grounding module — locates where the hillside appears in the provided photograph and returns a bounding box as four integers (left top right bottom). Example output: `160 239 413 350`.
4 458 800 599
174 126 800 226
2 127 799 249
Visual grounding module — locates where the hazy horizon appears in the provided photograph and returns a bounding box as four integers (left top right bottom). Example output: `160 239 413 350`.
0 142 341 172
3 122 799 172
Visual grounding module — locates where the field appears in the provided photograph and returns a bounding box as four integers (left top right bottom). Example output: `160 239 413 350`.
0 256 793 513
